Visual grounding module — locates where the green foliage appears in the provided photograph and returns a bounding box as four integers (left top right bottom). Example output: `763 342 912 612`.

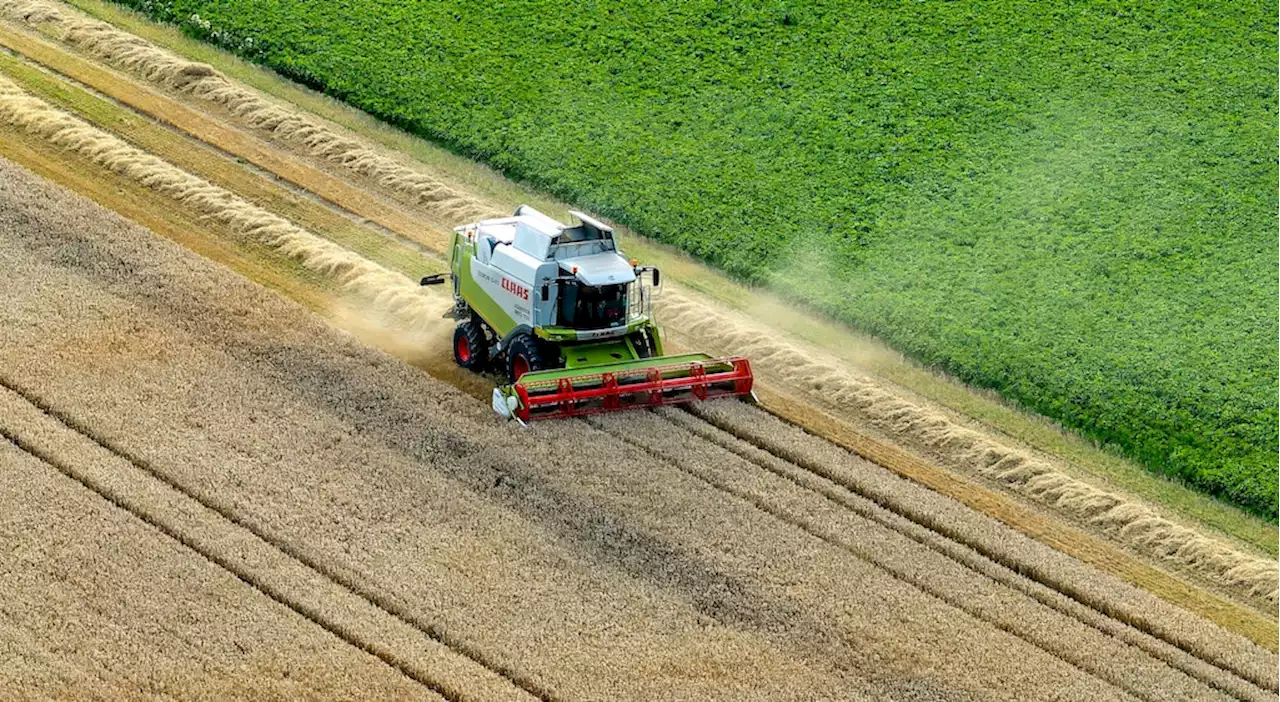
116 0 1278 518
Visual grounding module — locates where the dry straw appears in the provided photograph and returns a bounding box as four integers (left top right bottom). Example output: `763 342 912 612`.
657 294 1279 606
0 74 450 332
0 0 497 223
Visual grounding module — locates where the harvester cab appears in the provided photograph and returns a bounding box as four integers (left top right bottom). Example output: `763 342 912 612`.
422 205 754 421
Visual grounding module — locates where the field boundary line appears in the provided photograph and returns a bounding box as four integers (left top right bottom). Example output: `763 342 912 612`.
0 375 557 702
671 405 1275 699
751 386 1280 652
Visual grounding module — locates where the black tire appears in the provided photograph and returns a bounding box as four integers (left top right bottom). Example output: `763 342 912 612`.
506 334 549 383
633 329 655 359
453 319 488 372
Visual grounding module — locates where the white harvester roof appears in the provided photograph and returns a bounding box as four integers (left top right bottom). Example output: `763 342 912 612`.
467 206 634 286
558 252 636 286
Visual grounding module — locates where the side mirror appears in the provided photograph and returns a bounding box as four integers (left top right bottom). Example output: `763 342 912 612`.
541 283 550 301
651 268 660 287
420 273 447 286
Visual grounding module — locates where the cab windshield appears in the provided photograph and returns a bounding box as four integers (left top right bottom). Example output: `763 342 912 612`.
557 282 627 329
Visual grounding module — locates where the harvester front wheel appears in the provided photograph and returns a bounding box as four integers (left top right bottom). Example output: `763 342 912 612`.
633 329 655 359
506 334 548 383
453 320 488 372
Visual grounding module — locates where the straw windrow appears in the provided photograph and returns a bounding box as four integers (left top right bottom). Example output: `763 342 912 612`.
0 73 450 332
0 0 497 223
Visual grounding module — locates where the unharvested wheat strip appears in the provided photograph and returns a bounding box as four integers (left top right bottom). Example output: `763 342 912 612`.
647 407 1275 702
689 400 1280 691
657 293 1279 609
0 0 496 223
0 607 118 699
0 73 451 335
590 409 1263 702
0 443 443 702
0 383 536 702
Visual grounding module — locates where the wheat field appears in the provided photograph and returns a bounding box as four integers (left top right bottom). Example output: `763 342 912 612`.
2 154 1275 700
0 440 443 701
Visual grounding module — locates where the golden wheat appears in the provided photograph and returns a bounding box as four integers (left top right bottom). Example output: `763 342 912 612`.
0 442 443 701
0 160 886 702
594 406 1275 701
684 399 1279 695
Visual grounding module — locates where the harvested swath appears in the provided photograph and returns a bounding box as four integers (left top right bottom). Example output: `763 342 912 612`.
0 442 442 702
0 74 451 335
0 0 497 223
656 293 1280 607
0 0 51 22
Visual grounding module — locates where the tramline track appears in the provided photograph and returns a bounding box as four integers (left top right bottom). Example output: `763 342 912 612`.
587 406 1276 702
0 375 556 702
681 402 1279 693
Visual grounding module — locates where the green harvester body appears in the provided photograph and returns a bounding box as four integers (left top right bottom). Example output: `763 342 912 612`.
423 206 753 421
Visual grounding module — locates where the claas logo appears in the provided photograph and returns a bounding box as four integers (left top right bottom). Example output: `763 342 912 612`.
501 277 529 300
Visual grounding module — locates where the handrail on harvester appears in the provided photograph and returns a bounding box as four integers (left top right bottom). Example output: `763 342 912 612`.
513 356 753 421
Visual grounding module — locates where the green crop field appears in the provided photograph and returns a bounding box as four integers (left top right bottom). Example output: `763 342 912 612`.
117 0 1278 518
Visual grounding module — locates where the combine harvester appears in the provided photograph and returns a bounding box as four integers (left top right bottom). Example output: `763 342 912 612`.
422 206 754 422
